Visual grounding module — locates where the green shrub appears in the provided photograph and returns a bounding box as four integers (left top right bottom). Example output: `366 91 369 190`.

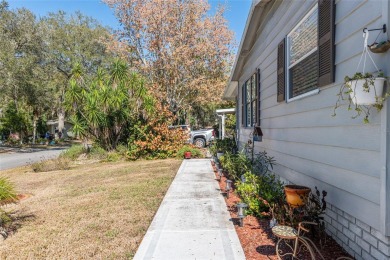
252 151 275 176
105 151 122 162
115 144 128 156
176 145 203 159
60 145 85 160
0 177 17 206
31 157 71 172
236 172 265 216
89 145 107 160
210 137 237 156
224 152 252 180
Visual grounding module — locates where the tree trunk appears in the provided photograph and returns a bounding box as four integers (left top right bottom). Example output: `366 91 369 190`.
32 114 37 145
57 108 65 134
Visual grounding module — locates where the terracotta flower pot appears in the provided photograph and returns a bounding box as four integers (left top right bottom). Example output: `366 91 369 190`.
184 151 191 159
284 185 311 208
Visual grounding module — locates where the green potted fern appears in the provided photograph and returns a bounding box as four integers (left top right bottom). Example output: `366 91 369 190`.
333 71 388 123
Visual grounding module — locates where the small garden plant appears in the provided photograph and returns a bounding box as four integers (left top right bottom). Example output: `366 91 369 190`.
217 149 328 233
176 145 203 159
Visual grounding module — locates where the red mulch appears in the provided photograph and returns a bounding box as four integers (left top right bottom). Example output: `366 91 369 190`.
211 163 353 260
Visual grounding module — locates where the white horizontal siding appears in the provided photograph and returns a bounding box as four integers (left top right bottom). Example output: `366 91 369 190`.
237 0 386 230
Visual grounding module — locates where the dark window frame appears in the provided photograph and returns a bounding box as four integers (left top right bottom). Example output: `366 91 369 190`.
241 73 258 127
286 4 319 101
277 0 335 103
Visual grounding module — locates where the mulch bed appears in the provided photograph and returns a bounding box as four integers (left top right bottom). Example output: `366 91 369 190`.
211 162 353 260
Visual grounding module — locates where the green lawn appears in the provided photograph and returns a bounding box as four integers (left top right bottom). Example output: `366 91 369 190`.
0 159 181 259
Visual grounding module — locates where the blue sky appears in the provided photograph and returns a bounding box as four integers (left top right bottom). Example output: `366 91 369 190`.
7 0 251 44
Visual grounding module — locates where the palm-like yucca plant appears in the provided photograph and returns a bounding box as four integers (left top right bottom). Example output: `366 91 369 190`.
65 59 155 151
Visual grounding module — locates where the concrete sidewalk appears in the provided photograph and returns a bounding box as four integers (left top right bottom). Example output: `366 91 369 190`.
134 159 245 260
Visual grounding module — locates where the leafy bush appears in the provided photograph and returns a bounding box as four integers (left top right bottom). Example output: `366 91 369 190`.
210 137 237 156
176 145 203 159
115 144 128 157
220 152 252 181
128 104 187 159
31 157 71 172
60 145 85 160
236 172 265 216
252 151 275 176
0 177 17 206
89 145 108 160
104 151 122 162
223 148 328 231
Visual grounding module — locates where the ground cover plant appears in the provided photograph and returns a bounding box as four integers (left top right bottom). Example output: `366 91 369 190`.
176 145 203 159
0 159 181 259
213 169 351 259
218 150 327 232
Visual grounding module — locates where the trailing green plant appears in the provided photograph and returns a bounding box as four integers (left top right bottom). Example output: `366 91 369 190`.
176 145 203 159
333 71 389 123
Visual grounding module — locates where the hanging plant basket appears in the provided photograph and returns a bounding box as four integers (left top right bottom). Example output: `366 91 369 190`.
347 77 386 105
369 40 390 53
332 28 389 123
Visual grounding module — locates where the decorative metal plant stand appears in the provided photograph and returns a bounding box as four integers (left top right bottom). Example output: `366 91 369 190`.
272 222 353 260
272 222 323 260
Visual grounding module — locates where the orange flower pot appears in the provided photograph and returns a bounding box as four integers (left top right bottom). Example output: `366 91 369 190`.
284 185 311 208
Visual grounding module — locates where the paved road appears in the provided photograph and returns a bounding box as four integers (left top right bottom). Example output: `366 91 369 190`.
0 147 67 170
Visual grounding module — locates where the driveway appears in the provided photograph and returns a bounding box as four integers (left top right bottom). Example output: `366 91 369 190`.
0 147 67 170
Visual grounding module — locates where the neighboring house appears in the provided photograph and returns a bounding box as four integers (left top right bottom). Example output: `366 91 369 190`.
46 120 74 138
224 0 390 259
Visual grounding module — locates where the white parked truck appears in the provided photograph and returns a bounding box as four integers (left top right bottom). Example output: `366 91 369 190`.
190 128 215 148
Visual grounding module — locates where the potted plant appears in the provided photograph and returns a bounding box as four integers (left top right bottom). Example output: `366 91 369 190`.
184 151 191 159
369 40 390 53
333 71 388 123
284 185 311 208
177 145 202 159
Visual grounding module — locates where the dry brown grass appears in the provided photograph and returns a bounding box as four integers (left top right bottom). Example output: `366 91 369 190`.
0 159 182 259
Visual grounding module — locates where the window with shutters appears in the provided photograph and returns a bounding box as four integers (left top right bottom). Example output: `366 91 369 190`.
286 4 319 101
242 73 257 127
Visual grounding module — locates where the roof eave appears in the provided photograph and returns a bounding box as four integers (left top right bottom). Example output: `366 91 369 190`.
223 0 272 100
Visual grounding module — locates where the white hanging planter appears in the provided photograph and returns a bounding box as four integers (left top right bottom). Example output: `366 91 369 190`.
216 152 224 159
348 77 386 105
333 29 389 123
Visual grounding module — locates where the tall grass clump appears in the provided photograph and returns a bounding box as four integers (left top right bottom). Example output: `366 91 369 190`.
60 145 85 160
0 177 17 206
31 157 71 172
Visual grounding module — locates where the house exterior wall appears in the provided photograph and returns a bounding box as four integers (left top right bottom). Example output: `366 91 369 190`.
234 0 390 258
